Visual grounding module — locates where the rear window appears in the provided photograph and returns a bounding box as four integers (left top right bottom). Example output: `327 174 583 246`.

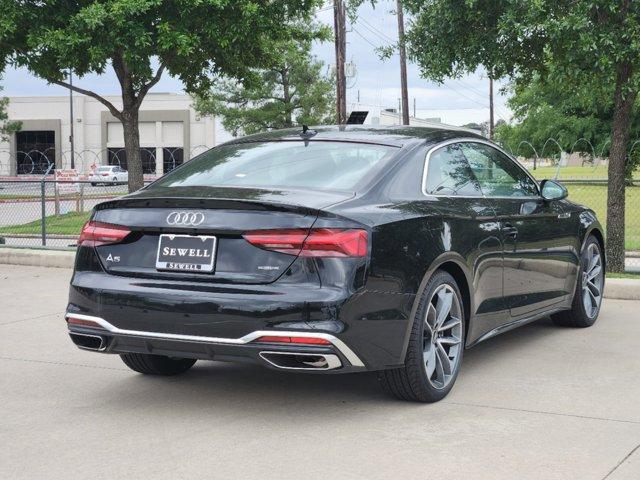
98 166 113 171
152 141 397 191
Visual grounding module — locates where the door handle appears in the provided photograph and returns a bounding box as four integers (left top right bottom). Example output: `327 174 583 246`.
501 222 518 239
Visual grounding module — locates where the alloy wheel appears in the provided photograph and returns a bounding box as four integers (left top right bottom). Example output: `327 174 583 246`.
423 284 463 389
582 243 604 318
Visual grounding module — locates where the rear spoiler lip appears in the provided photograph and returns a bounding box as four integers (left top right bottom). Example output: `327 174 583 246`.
93 195 345 217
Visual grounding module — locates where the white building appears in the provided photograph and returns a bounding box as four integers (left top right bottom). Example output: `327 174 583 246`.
0 92 233 176
0 94 459 177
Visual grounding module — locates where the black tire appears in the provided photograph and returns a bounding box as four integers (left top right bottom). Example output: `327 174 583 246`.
120 353 196 375
112 176 118 183
91 182 96 186
378 270 466 402
552 235 605 328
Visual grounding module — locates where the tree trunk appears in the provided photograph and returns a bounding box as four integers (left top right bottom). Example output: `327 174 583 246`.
282 68 293 128
122 109 144 192
606 61 636 272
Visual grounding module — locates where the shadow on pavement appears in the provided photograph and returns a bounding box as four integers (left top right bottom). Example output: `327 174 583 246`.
89 316 560 412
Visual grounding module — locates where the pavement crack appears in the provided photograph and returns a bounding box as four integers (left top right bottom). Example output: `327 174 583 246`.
0 355 128 371
0 311 64 326
443 400 640 425
602 443 640 479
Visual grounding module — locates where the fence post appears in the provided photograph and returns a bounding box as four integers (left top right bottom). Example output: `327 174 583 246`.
41 163 54 247
40 178 46 246
79 182 84 212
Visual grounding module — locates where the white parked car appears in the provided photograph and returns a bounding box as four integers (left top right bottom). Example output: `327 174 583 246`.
89 166 128 186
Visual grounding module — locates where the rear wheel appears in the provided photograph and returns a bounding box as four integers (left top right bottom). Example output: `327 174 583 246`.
552 235 604 328
120 353 196 375
378 270 465 402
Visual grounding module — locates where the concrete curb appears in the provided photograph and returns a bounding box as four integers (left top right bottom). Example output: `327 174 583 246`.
0 247 75 269
604 279 640 301
1 247 639 301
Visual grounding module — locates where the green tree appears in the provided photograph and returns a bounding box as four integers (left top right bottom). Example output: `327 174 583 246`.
195 39 334 136
0 77 20 141
494 74 640 178
0 0 323 191
403 0 640 272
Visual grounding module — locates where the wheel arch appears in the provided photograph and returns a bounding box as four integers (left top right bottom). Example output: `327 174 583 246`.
398 252 474 363
586 227 606 271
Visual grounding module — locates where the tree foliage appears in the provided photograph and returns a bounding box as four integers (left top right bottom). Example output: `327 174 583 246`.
0 77 20 141
195 37 335 136
402 0 640 272
0 0 323 190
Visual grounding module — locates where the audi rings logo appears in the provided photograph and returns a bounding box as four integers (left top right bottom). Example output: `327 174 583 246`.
166 211 205 226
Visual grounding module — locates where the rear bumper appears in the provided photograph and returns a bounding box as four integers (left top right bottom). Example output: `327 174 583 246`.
67 270 415 371
66 313 364 373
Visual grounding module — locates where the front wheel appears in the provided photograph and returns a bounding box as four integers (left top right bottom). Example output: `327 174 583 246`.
552 235 605 328
378 270 465 402
120 353 196 375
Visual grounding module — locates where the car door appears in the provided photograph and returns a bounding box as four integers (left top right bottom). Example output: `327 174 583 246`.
460 141 575 318
423 142 505 332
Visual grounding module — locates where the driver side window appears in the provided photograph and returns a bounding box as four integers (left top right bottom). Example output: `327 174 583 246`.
460 143 538 197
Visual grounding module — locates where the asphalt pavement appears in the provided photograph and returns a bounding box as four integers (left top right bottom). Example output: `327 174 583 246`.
1 265 639 479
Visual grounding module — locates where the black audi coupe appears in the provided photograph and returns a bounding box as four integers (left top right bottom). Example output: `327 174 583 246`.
66 126 605 402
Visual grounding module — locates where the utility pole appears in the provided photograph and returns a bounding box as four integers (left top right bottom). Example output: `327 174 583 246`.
413 97 416 118
69 70 75 169
489 76 494 140
333 0 347 124
396 0 410 125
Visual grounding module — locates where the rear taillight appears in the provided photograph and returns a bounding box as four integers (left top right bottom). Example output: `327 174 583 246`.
78 221 131 247
101 173 109 176
254 335 331 345
243 228 368 257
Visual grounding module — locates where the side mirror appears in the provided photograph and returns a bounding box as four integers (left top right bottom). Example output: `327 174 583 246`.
540 179 568 201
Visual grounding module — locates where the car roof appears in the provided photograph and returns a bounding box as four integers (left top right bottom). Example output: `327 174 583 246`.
222 125 486 148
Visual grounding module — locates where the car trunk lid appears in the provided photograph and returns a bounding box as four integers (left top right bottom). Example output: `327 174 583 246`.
90 186 354 284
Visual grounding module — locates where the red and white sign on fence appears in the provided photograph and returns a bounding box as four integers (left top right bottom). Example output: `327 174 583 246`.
54 169 80 194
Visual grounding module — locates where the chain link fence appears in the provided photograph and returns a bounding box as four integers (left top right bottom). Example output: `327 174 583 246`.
0 145 638 271
0 178 135 249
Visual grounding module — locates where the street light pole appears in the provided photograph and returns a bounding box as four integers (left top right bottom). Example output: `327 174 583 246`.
69 69 75 170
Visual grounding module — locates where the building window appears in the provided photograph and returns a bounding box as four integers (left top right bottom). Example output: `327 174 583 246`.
107 148 157 174
16 131 55 175
163 147 184 173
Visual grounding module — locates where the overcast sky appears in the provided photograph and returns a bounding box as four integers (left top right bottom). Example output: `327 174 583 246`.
0 0 511 127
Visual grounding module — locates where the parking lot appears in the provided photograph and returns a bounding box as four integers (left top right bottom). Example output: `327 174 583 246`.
1 264 639 479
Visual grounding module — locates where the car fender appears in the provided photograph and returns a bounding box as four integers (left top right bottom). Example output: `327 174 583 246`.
398 251 474 363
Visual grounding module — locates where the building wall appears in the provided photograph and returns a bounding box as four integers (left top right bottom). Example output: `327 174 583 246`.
0 93 233 176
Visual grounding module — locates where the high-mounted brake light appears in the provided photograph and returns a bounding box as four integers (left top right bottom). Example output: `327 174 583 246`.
243 228 368 258
78 221 131 247
255 335 332 345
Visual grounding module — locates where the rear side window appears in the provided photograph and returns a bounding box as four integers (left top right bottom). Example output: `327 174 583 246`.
152 141 397 191
460 143 538 197
424 144 482 196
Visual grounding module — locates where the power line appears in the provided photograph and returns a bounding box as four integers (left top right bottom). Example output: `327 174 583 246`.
358 17 396 45
351 26 381 50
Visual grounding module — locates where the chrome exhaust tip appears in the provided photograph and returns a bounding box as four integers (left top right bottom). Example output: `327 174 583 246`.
69 332 107 351
259 351 342 370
